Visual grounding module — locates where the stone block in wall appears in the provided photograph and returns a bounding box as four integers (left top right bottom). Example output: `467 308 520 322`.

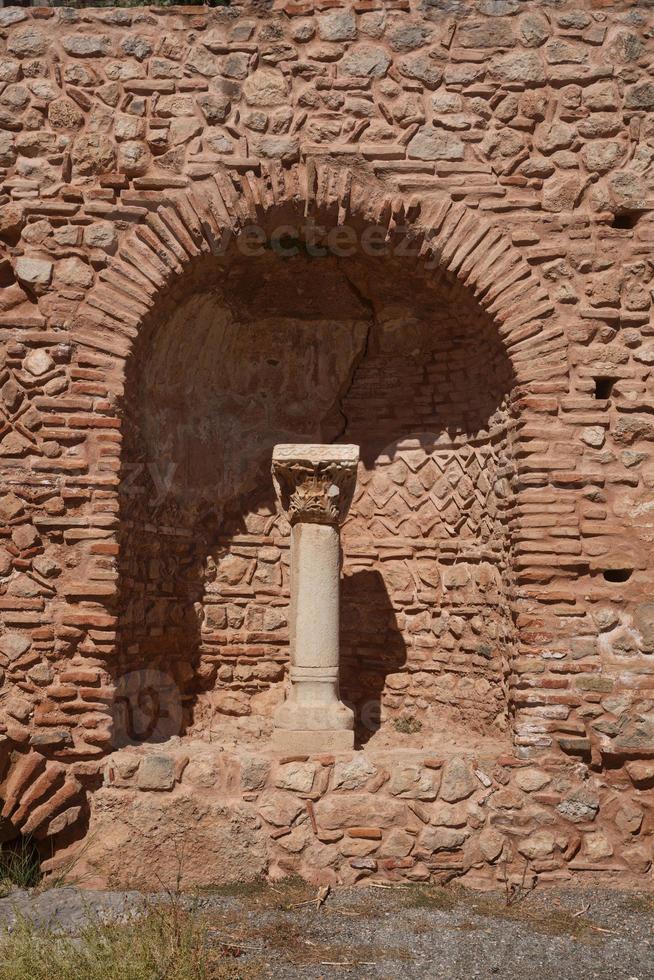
625 761 654 790
388 765 439 800
137 754 188 791
440 757 477 803
258 791 305 828
275 762 317 793
332 757 378 790
314 794 406 830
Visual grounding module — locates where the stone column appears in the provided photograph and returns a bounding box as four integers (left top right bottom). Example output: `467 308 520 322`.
271 444 359 753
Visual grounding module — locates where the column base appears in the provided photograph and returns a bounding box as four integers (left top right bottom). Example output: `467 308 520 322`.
272 728 355 754
273 697 354 733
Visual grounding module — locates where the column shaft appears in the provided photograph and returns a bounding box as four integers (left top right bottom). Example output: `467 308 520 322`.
291 522 340 706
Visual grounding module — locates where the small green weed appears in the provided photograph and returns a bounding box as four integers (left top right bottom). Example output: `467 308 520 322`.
0 836 41 893
393 715 423 735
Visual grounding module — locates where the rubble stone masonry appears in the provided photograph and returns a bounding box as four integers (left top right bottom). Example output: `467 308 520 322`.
0 0 652 889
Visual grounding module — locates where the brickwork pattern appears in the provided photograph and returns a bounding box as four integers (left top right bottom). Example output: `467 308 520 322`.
0 0 651 883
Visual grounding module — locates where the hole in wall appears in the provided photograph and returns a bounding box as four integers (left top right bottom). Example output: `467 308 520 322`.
611 211 641 230
0 833 41 888
594 377 616 400
0 260 16 288
603 569 632 583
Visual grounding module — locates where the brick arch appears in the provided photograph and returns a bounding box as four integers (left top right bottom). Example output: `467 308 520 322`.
74 159 565 392
73 157 565 750
0 161 566 853
77 155 565 737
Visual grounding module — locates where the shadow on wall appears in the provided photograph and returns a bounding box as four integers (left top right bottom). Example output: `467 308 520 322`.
109 243 376 747
340 569 407 748
109 524 206 749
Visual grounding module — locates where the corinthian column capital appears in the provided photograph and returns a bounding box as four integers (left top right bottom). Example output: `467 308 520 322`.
272 444 359 527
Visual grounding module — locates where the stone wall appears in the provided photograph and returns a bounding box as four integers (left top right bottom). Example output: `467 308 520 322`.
0 0 652 886
69 740 653 890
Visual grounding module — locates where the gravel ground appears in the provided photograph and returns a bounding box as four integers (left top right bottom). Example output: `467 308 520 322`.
0 881 651 979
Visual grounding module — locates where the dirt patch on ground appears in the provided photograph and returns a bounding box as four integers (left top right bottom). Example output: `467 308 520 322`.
1 881 651 979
